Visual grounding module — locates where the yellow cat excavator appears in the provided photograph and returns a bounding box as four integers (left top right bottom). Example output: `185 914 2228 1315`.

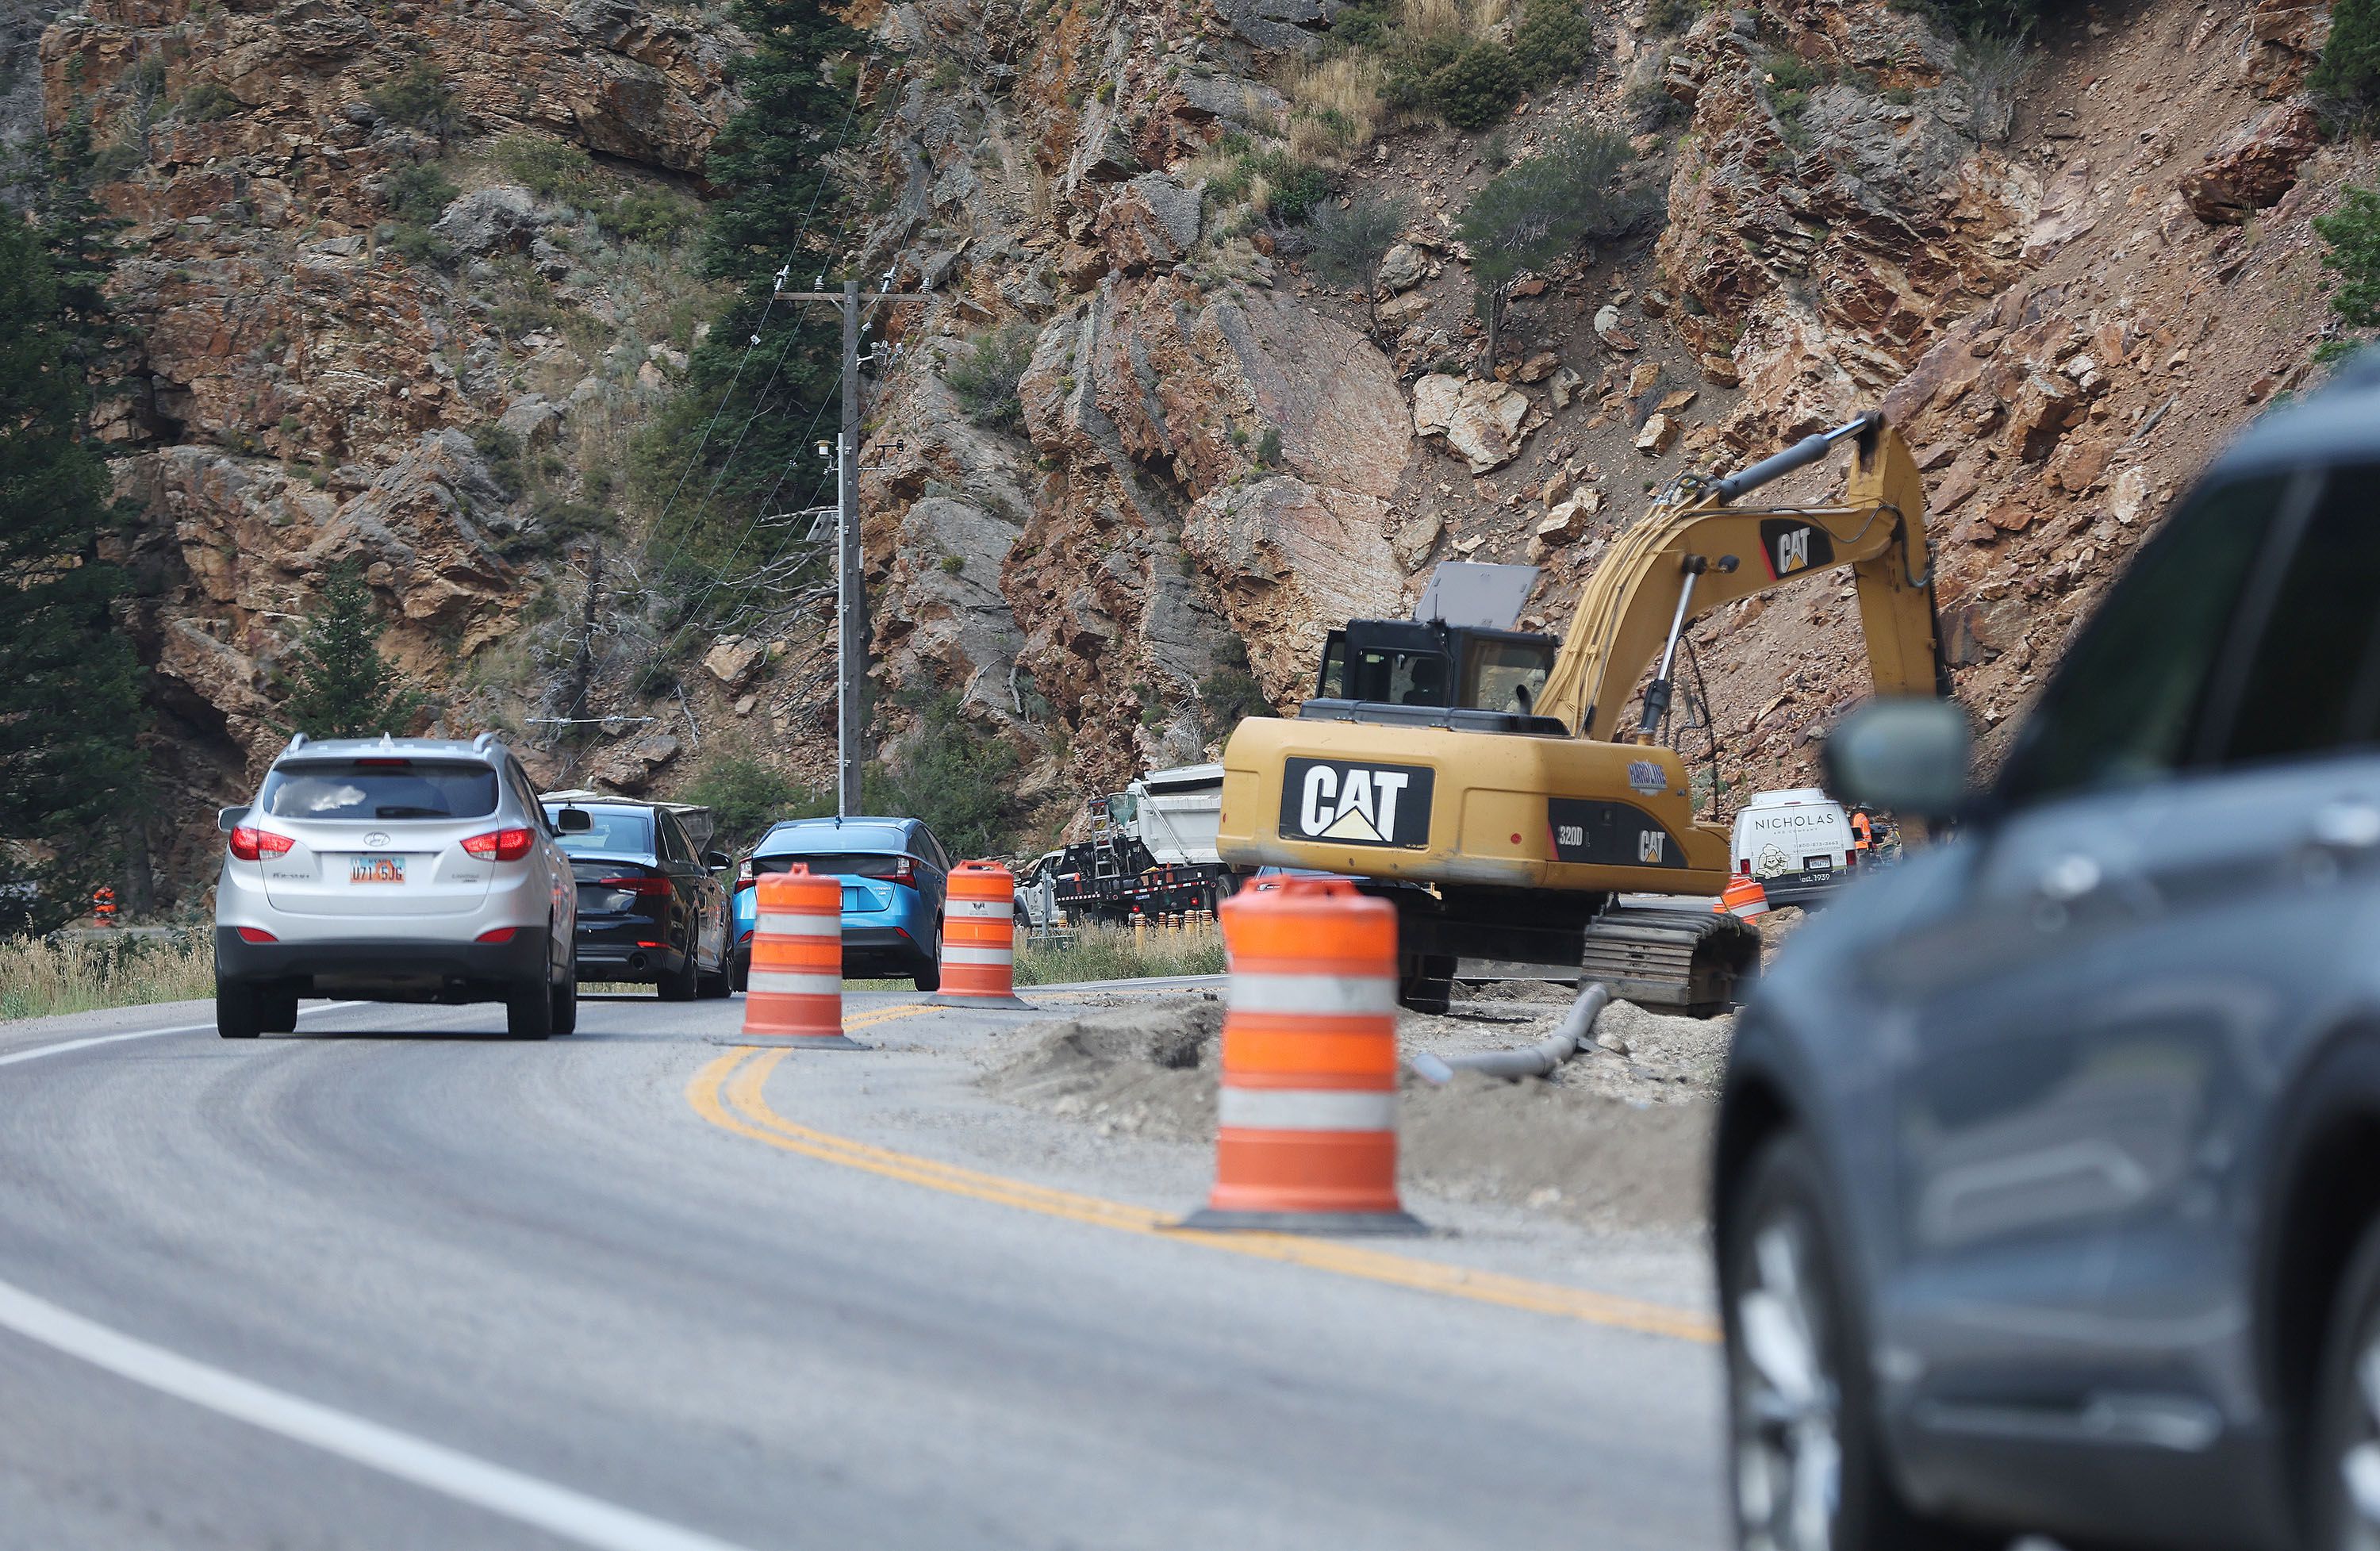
1215 412 1948 1013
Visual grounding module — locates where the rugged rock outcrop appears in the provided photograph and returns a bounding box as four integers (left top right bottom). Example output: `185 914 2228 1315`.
28 0 2371 897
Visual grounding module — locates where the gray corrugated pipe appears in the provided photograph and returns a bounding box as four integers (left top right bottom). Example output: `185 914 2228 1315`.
1409 983 1613 1085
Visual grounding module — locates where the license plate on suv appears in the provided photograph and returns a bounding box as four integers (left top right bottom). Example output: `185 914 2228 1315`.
350 855 406 885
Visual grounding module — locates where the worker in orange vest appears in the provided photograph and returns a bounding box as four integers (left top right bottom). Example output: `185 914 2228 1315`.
1848 808 1876 864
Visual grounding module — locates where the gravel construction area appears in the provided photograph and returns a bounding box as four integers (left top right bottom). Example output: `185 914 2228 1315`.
979 986 1732 1233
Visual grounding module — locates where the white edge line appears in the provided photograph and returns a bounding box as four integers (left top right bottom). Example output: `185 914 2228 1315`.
0 1278 755 1551
0 1002 370 1068
0 1000 758 1551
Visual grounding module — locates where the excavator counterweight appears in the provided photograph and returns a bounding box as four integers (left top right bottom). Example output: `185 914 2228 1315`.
1215 413 1946 1014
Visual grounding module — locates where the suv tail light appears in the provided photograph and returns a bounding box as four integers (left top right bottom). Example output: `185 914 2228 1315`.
462 827 536 862
597 876 673 896
229 826 294 862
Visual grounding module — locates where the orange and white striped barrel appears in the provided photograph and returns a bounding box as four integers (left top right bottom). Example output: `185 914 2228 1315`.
1715 873 1770 920
1180 876 1422 1234
929 860 1031 1009
738 868 862 1048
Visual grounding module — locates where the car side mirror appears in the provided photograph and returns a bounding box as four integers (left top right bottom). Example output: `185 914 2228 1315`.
1821 698 1974 823
217 805 249 834
556 808 593 833
704 850 730 870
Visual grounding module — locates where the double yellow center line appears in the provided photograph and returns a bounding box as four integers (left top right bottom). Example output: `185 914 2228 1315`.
686 1007 1716 1344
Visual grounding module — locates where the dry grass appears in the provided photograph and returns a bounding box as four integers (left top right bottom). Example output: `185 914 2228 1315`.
1401 0 1464 42
1013 922 1227 986
1467 0 1514 41
0 933 216 1022
1281 53 1388 163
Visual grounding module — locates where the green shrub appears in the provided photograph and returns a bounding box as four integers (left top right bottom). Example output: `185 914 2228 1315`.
382 221 455 267
382 162 456 225
1250 148 1333 220
472 422 524 497
1510 0 1596 90
493 134 594 200
939 552 966 574
931 58 964 91
1626 77 1688 130
2317 186 2380 347
865 689 1025 861
946 321 1035 432
684 749 831 850
597 187 701 245
2313 0 2380 125
1427 41 1521 130
489 295 567 340
1196 636 1272 739
1328 0 1400 49
176 81 241 122
1763 51 1825 93
1644 0 1699 31
367 58 463 138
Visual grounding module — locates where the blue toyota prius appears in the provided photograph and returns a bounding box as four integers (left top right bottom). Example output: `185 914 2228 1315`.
730 816 952 992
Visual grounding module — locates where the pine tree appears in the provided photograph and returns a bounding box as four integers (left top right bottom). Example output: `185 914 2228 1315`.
629 0 866 601
278 565 424 738
0 216 146 933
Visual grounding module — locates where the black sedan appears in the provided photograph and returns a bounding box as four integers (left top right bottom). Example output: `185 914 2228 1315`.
1714 355 2380 1551
543 799 731 1001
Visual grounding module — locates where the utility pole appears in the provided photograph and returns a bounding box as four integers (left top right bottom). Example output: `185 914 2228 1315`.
839 278 864 817
778 278 926 819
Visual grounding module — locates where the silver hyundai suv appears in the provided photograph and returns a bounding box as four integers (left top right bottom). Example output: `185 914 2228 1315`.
213 733 582 1039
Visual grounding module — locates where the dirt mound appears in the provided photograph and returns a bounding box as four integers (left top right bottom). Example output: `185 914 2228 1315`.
981 989 1730 1230
978 999 1224 1141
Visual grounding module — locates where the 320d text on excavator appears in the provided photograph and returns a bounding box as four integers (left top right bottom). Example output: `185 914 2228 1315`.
1213 411 1951 1014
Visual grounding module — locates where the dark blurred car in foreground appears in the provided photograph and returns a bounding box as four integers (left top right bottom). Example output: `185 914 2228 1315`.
730 816 951 992
1714 358 2380 1551
543 797 731 1000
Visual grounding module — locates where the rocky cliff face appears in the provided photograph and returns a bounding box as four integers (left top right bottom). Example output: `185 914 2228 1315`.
846 0 2362 812
29 0 743 888
25 0 2367 895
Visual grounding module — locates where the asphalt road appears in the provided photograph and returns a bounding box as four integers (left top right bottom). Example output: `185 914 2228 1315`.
0 987 1726 1550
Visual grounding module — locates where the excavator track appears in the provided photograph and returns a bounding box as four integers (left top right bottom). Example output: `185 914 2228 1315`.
1576 904 1761 1018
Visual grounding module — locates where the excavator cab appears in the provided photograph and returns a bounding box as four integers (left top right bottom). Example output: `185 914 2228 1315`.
1307 621 1568 735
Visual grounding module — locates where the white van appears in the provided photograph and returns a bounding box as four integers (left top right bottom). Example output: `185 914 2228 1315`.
1729 788 1860 906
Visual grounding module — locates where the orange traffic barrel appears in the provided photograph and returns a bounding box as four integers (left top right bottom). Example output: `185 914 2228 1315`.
733 868 862 1048
1715 873 1770 920
1179 876 1422 1234
928 860 1032 1010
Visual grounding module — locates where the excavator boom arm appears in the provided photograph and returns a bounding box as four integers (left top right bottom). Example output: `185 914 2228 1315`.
1535 418 1944 740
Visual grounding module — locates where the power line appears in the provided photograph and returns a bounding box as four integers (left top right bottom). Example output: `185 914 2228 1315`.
548 56 886 758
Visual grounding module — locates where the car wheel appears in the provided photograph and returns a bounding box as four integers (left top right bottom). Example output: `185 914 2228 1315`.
259 989 300 1035
1722 1132 1997 1551
2312 1211 2380 1550
729 946 749 995
506 976 554 1039
550 953 578 1036
697 958 733 1000
215 978 263 1040
658 949 699 1002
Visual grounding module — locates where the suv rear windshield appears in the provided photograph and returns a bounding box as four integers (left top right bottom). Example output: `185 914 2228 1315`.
754 851 908 879
547 808 654 857
259 762 499 821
